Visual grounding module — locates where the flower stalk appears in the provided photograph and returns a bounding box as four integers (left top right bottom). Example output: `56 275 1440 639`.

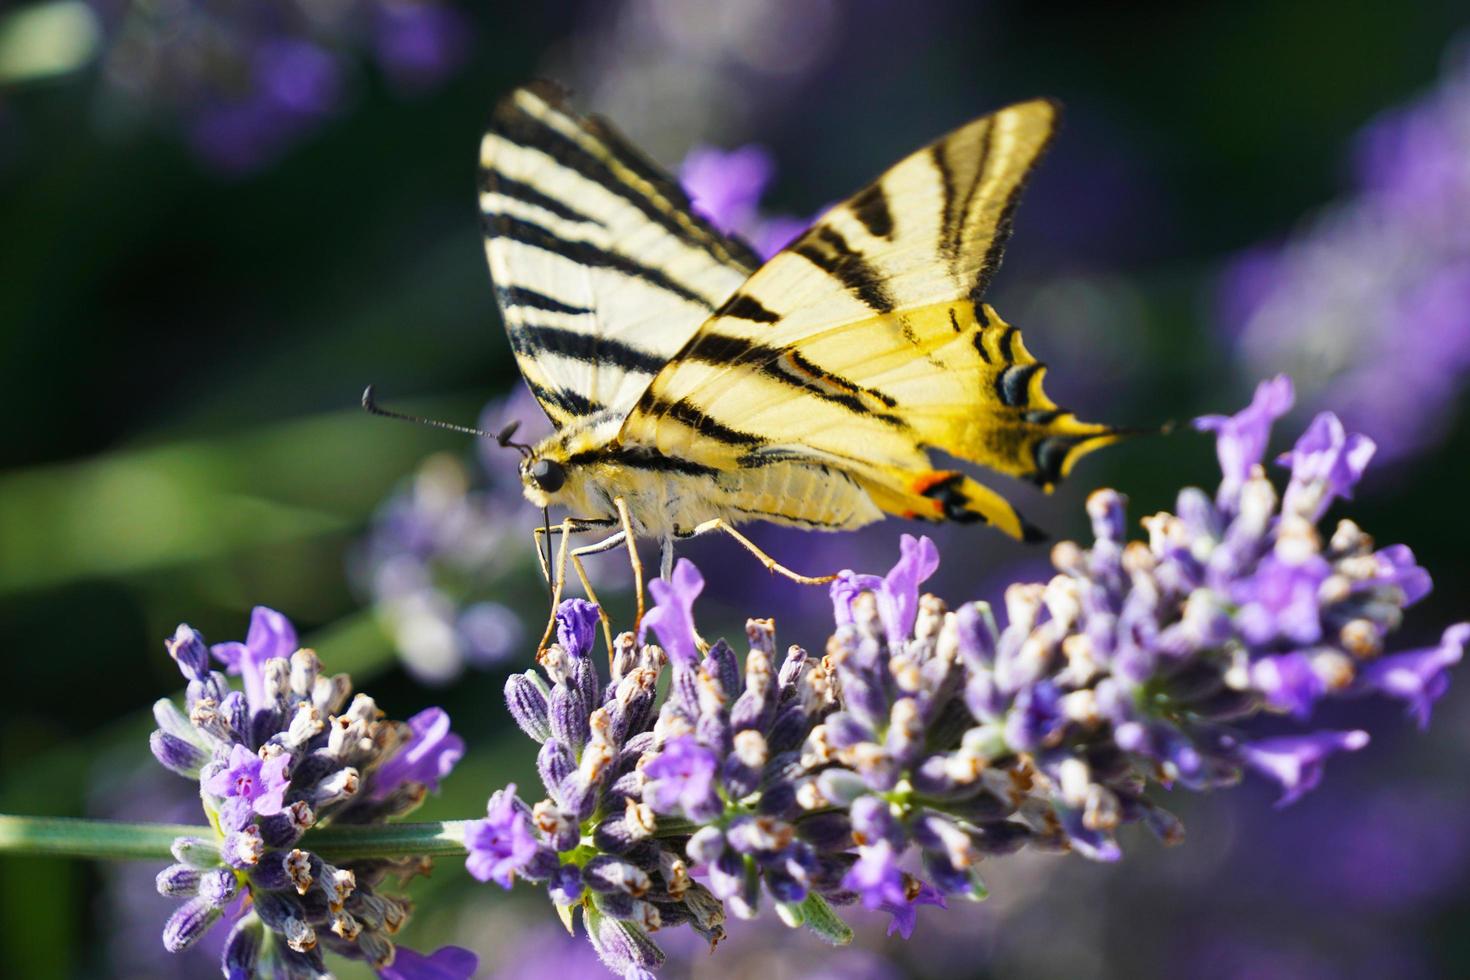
0 815 475 862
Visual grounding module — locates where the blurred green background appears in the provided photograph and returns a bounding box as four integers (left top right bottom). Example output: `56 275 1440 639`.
3 1 1470 977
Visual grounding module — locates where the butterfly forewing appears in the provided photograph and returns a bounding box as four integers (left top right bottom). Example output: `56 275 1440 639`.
479 82 761 428
619 99 1125 539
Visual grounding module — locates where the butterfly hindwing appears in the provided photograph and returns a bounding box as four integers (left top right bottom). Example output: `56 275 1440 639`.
479 82 761 428
619 99 1124 539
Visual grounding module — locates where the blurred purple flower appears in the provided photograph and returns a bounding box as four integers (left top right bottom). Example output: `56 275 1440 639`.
1239 730 1370 807
880 880 947 939
92 0 473 174
1222 47 1470 461
1278 411 1376 520
678 144 809 258
845 841 908 909
1193 374 1294 508
681 145 775 234
1231 553 1330 648
373 2 472 93
1357 623 1470 729
378 944 479 980
352 443 532 684
876 533 940 644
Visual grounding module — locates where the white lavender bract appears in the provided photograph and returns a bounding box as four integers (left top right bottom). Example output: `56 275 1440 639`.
149 607 474 980
468 376 1464 977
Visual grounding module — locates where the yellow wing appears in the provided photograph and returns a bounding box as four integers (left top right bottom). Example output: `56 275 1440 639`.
618 99 1125 540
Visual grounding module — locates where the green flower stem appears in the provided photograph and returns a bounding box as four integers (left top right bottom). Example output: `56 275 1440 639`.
0 815 202 861
304 820 472 861
0 814 473 862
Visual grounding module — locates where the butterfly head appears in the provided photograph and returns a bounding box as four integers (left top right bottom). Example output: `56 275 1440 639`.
520 455 567 501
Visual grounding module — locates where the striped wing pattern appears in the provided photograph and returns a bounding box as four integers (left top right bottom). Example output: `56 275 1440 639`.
619 99 1124 540
479 82 761 428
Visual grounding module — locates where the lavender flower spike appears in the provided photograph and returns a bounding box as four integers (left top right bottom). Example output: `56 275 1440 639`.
466 379 1461 977
149 607 470 978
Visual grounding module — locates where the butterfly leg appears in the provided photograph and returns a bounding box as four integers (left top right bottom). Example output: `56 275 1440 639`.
686 518 839 586
659 537 675 582
612 497 646 632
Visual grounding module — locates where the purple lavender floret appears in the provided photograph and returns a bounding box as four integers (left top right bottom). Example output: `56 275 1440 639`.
678 144 810 258
149 607 475 979
470 376 1461 976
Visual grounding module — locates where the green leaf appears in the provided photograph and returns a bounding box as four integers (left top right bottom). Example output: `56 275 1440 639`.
798 892 853 946
556 901 578 935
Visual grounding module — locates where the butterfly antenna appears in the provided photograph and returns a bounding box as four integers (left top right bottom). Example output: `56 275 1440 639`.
361 385 534 458
361 385 496 438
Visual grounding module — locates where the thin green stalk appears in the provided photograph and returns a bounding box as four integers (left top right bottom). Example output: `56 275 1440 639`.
0 815 201 861
0 814 473 862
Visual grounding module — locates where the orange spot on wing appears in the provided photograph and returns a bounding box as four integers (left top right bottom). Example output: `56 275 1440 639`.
911 470 960 496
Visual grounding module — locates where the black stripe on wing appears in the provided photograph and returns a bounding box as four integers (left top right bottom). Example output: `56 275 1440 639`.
491 214 709 306
479 171 604 227
672 331 905 423
791 225 895 314
490 85 762 275
511 324 667 376
523 377 605 420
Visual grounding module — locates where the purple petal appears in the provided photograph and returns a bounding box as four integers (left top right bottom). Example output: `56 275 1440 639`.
1358 623 1469 728
1194 375 1295 508
639 559 704 665
466 784 539 889
1276 411 1377 519
829 571 884 628
879 880 947 939
878 535 940 643
376 945 479 980
371 707 464 799
555 599 601 660
679 145 775 234
213 606 298 713
1239 730 1369 806
842 841 907 909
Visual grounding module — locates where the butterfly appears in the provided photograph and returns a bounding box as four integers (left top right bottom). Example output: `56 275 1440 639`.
475 81 1127 631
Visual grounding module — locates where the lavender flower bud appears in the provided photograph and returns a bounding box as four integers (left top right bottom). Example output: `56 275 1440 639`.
686 826 726 866
221 915 263 977
155 864 201 898
584 855 652 897
162 895 220 952
149 730 208 777
548 684 588 755
166 624 211 681
536 739 576 807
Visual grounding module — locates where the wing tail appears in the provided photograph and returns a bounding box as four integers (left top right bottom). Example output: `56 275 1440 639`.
873 302 1132 491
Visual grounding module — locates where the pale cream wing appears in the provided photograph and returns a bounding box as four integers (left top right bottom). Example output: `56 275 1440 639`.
479 82 761 427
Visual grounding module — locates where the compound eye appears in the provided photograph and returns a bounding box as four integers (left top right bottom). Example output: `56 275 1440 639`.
529 458 566 493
